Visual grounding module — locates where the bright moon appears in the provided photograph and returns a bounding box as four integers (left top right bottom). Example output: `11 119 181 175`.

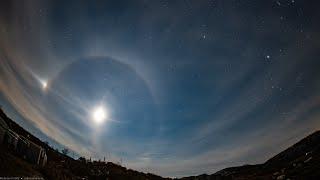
92 106 108 124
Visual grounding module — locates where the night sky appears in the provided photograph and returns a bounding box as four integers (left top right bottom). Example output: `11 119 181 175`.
1 0 320 177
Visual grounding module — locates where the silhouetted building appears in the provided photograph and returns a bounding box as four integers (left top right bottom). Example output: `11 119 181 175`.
0 113 47 166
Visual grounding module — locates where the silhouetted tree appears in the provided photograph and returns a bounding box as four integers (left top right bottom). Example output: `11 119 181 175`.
78 157 86 162
62 148 69 155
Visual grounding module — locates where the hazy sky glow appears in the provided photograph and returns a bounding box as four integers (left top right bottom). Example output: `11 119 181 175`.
1 0 320 177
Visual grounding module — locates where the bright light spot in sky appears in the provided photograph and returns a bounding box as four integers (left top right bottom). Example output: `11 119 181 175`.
92 106 108 124
41 80 48 89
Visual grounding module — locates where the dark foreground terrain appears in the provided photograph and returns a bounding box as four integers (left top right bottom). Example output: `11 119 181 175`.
0 108 319 180
181 130 320 180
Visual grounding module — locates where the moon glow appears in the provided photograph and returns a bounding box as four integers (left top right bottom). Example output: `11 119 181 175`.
92 106 108 124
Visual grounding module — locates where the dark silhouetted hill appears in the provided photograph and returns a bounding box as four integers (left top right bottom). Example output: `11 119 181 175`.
180 131 320 180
